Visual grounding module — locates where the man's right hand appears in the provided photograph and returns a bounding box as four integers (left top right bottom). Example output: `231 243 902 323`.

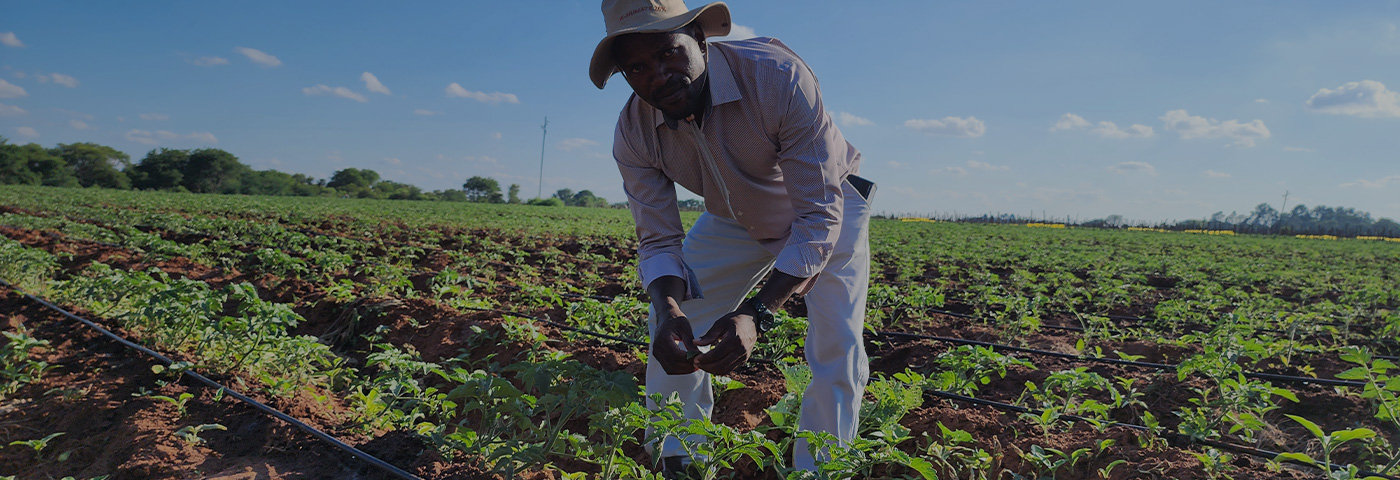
653 313 702 375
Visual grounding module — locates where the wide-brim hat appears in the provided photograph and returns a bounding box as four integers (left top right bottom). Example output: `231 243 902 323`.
590 0 731 89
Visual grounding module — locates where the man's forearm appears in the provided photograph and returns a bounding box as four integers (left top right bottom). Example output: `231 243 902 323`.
750 270 809 312
647 275 688 318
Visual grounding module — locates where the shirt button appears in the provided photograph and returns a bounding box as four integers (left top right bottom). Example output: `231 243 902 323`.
737 211 744 216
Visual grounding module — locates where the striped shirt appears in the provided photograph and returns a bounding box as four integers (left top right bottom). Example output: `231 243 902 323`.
613 37 862 300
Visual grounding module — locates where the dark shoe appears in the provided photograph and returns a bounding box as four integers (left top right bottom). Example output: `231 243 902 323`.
661 456 697 480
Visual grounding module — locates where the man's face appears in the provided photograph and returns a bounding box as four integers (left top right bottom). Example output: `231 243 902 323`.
612 29 708 119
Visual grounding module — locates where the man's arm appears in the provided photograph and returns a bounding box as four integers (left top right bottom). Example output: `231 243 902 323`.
614 116 704 375
694 43 848 375
648 275 703 374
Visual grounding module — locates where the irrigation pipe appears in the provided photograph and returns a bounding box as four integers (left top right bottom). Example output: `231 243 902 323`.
921 388 1400 480
0 278 423 480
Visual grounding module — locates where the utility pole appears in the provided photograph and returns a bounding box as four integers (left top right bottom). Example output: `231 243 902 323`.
1280 190 1290 214
537 117 548 200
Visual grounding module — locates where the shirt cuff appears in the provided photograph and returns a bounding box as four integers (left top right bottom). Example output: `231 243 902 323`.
773 242 834 279
638 252 704 301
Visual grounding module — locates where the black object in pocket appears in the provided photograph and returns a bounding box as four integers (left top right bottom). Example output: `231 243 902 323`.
847 174 876 201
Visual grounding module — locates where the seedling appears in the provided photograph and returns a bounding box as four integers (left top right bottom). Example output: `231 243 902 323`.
174 423 228 445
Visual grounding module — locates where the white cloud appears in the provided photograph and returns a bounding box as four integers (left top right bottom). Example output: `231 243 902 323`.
557 138 600 151
887 161 905 168
931 166 968 176
124 129 218 145
445 83 519 104
905 116 986 137
1053 113 1153 138
413 109 442 116
40 73 79 88
302 84 368 103
362 72 391 95
0 79 28 98
1090 121 1154 139
69 119 90 130
967 160 1009 171
712 24 757 41
1050 113 1089 131
1107 161 1157 176
1 32 22 48
1340 175 1400 189
838 111 874 127
384 157 402 166
1305 80 1400 118
1160 109 1271 147
139 113 169 121
1282 146 1315 152
234 47 282 67
1254 98 1269 104
0 103 25 116
1203 170 1232 178
192 56 229 66
15 126 38 138
491 132 503 140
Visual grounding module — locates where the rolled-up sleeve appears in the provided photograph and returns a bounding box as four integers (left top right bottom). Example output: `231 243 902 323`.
771 58 845 279
614 121 703 300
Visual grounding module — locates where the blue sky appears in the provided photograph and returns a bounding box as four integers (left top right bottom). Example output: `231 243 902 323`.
2 1 1399 222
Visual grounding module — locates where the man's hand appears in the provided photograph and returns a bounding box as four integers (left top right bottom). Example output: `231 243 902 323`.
653 313 702 375
693 310 759 375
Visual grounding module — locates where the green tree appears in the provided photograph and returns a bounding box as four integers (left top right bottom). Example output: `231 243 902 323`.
126 148 189 190
51 142 131 189
570 190 608 208
431 189 468 202
508 184 521 204
463 176 503 203
183 148 249 193
0 140 78 187
372 180 425 200
554 188 574 204
328 168 380 197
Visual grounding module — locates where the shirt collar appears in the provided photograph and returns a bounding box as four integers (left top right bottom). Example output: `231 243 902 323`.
655 44 742 130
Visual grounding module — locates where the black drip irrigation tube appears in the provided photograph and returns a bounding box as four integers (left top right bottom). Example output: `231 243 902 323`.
0 278 422 480
921 388 1400 480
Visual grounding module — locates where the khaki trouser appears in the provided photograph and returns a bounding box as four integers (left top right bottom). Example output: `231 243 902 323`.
646 178 872 471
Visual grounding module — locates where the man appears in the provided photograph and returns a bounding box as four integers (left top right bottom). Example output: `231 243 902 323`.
589 0 874 474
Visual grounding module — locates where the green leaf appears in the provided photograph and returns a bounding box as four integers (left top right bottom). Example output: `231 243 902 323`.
1274 452 1316 465
1336 367 1370 380
1271 388 1299 403
1373 359 1397 373
1331 428 1376 443
1285 414 1325 440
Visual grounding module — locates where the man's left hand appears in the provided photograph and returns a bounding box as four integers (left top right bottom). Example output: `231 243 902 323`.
693 310 759 375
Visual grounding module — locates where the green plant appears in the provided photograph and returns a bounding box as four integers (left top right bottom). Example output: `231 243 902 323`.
921 422 995 479
1 324 56 396
928 345 1034 396
1275 415 1386 480
8 432 64 461
1190 447 1236 480
1020 444 1091 480
1337 347 1400 474
149 392 196 417
174 423 228 445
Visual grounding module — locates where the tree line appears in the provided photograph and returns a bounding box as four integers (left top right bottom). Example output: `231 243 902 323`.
0 137 618 207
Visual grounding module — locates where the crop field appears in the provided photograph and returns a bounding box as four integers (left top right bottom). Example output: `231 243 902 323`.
0 183 1398 480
